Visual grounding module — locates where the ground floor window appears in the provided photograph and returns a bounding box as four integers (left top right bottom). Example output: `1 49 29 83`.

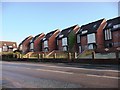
63 46 67 51
44 48 49 52
88 43 96 50
78 46 82 53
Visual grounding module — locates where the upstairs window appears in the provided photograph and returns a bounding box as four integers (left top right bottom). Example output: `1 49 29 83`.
44 40 48 48
104 29 112 40
77 34 80 43
62 37 67 46
30 42 34 50
87 33 96 44
82 30 87 34
113 24 120 29
3 46 7 51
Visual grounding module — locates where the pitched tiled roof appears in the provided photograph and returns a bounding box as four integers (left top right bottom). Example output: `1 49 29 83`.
0 41 17 48
57 25 78 39
19 36 32 46
104 16 120 31
79 19 105 34
41 30 57 41
31 33 42 43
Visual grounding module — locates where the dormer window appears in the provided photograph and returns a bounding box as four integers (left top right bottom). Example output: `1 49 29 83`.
42 38 46 41
59 34 64 38
68 29 71 33
113 24 120 29
93 24 97 28
50 33 52 36
82 30 88 34
108 23 112 27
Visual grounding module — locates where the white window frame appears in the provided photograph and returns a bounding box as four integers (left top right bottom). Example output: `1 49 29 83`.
104 29 112 40
113 24 120 29
87 33 96 44
30 42 34 50
82 30 88 34
79 46 82 53
44 40 48 48
3 46 8 51
63 46 67 51
77 34 80 43
88 44 93 49
62 37 67 46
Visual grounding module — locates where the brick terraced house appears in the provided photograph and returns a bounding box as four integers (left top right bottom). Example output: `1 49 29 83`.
56 25 80 52
0 41 17 52
18 36 33 54
29 33 45 52
103 16 120 52
76 19 106 53
41 29 60 52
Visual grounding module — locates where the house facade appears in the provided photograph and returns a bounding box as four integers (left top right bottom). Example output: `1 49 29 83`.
76 19 106 53
18 36 33 54
103 16 120 51
0 41 17 52
29 33 45 52
56 25 80 52
41 29 60 52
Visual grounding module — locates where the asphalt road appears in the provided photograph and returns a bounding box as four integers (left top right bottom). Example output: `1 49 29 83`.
1 61 120 88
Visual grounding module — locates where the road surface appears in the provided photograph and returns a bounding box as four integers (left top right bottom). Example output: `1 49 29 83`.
1 61 119 88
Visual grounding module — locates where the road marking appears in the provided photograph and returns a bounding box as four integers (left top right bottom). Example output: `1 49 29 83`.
35 68 74 75
2 61 120 73
3 65 119 80
86 74 120 79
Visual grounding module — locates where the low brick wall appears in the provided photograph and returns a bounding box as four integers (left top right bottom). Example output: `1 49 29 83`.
3 58 119 65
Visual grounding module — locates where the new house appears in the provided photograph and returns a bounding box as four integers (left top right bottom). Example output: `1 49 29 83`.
29 33 45 52
41 29 60 52
56 25 80 52
18 36 33 54
103 16 120 51
76 19 106 53
0 41 17 52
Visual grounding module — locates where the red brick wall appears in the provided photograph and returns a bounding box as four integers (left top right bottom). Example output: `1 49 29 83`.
34 33 45 52
112 30 120 47
96 19 107 49
22 36 33 54
58 39 62 51
81 35 87 51
49 30 60 51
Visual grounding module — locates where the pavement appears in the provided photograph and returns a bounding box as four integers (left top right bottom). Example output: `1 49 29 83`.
1 61 120 88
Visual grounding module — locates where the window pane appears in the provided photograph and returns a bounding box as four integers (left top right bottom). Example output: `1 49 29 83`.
88 44 93 49
30 43 34 49
77 34 80 43
62 37 67 46
44 40 48 47
87 33 96 43
3 46 7 51
109 29 112 39
63 46 67 51
105 30 107 40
